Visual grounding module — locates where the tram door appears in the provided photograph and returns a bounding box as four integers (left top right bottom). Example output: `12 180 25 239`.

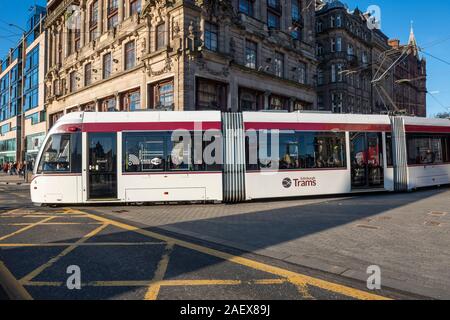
87 133 117 199
350 132 384 189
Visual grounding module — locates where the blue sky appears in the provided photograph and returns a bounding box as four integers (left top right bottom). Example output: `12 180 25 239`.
1 0 449 116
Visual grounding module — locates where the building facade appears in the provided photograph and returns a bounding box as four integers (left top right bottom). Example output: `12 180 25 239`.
388 27 427 117
0 6 47 165
44 0 317 125
315 0 397 114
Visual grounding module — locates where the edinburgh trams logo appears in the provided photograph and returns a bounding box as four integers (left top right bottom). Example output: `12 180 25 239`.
282 177 317 188
282 178 292 188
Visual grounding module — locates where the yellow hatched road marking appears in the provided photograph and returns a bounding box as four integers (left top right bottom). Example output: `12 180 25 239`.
0 216 56 241
19 223 109 284
0 242 166 247
0 222 103 226
24 279 285 288
144 242 174 300
64 208 391 300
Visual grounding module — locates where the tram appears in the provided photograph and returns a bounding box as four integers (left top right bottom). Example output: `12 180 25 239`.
30 111 450 205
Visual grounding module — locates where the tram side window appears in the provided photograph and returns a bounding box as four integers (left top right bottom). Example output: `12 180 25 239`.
299 132 346 169
385 134 394 166
38 133 81 173
168 135 192 171
406 134 445 165
246 131 346 170
442 134 450 163
123 133 166 172
123 132 222 172
279 132 301 169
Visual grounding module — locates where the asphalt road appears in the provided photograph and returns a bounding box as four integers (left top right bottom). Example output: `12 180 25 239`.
0 184 413 300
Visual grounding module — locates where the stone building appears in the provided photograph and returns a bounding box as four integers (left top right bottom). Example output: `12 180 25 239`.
0 6 47 164
388 26 427 117
44 0 318 125
315 0 396 114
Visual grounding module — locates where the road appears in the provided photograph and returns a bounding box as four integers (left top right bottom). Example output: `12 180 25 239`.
1 184 448 300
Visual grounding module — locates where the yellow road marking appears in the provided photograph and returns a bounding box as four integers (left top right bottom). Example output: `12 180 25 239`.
290 277 315 300
0 209 20 215
19 223 109 284
24 279 282 288
0 222 102 226
0 242 166 247
0 261 33 300
72 209 390 300
145 242 174 300
0 216 56 241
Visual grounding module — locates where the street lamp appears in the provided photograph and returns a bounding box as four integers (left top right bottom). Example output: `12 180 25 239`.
8 23 27 34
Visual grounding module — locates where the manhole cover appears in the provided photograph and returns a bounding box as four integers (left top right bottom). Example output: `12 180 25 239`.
356 224 379 230
424 221 442 227
428 211 447 217
112 210 129 213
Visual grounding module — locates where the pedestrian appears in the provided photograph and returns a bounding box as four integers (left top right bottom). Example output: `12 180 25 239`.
18 161 24 177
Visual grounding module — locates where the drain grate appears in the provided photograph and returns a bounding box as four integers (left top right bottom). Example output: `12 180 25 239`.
428 211 447 217
112 210 129 214
356 224 379 230
424 221 442 227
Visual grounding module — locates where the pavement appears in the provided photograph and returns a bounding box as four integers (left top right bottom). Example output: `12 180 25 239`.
87 188 450 300
0 183 449 300
0 173 29 186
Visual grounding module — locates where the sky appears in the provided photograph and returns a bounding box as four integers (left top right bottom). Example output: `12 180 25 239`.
0 0 449 117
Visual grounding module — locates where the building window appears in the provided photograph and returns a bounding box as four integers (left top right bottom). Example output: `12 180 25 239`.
269 95 288 110
196 78 228 111
103 53 112 79
239 0 254 16
204 22 218 52
130 0 142 16
316 44 324 56
362 51 368 64
156 23 166 50
267 11 280 30
317 21 323 33
267 0 280 10
101 97 117 112
291 0 301 23
336 15 342 27
125 41 136 70
336 37 342 52
331 93 343 113
90 0 99 41
239 88 263 111
274 52 284 78
122 89 142 111
317 95 324 110
84 63 92 86
330 16 335 28
74 29 81 51
317 69 324 85
149 79 174 110
69 71 77 93
245 40 257 69
347 44 354 55
298 62 306 84
107 0 119 30
331 64 343 83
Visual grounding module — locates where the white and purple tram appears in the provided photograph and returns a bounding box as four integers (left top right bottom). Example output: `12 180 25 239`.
30 111 450 205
